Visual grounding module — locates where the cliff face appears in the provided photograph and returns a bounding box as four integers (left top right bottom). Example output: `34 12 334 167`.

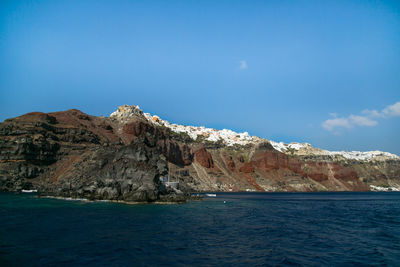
0 109 186 202
1 105 399 200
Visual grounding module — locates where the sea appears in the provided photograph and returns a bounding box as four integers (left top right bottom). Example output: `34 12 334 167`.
1 192 399 266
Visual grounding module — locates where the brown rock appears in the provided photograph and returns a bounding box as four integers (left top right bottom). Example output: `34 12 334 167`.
239 162 254 173
252 151 289 170
159 139 193 166
226 156 236 171
123 121 148 137
194 147 214 168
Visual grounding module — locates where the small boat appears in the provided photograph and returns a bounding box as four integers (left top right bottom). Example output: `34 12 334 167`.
21 189 38 193
205 193 216 197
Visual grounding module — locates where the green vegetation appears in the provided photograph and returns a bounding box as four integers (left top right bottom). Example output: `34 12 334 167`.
203 139 224 149
195 135 207 143
231 143 253 151
158 125 194 143
240 153 249 162
194 135 225 148
286 147 296 156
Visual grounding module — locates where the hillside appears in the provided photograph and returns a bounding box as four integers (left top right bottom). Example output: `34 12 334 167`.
0 105 399 202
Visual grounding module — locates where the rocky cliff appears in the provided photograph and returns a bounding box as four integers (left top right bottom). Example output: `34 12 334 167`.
1 105 399 201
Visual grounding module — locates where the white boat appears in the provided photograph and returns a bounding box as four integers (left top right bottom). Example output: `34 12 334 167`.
205 193 216 197
21 189 37 193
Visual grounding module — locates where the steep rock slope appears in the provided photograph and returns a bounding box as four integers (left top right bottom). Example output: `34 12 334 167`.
0 109 186 202
1 105 399 199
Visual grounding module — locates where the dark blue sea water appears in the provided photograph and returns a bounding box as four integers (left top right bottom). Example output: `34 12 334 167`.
1 192 400 266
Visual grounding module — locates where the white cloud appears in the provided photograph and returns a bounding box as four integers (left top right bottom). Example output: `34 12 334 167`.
322 117 351 131
349 115 378 127
239 60 248 70
362 109 381 118
362 101 400 118
382 102 400 117
322 115 377 132
322 101 399 133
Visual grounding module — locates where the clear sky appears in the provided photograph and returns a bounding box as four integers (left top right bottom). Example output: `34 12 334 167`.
1 0 399 154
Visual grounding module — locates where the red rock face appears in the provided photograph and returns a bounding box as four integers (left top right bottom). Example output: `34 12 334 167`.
287 158 303 175
123 122 146 136
239 162 254 173
252 151 289 170
121 120 193 166
331 163 358 180
240 149 364 190
194 147 214 168
300 161 360 184
307 171 329 182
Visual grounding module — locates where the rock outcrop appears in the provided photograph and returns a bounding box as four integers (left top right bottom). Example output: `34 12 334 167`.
1 104 399 199
194 147 214 168
0 108 187 202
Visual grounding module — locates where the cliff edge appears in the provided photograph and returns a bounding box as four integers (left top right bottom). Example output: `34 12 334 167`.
1 105 399 201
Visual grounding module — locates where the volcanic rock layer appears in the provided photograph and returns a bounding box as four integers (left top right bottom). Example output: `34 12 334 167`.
0 105 399 201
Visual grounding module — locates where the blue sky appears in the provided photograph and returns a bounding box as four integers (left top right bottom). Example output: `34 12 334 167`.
1 0 399 154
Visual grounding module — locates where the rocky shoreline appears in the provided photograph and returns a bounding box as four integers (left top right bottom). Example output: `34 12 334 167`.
36 194 194 204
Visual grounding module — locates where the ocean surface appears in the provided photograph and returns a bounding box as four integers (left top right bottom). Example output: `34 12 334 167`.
1 192 400 266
